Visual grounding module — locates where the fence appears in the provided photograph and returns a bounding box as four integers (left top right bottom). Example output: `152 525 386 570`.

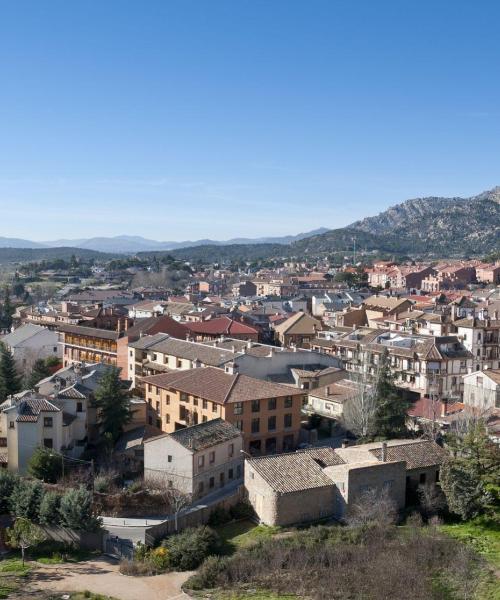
41 526 103 551
145 483 244 546
103 534 135 559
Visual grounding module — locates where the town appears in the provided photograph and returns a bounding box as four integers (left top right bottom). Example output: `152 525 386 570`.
0 235 498 599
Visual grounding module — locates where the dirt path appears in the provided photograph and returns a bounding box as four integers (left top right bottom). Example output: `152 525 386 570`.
25 556 192 600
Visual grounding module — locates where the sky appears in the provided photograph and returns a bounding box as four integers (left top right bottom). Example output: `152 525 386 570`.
1 0 500 242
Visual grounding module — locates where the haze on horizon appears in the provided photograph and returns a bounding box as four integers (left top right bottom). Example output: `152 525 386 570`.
1 0 500 241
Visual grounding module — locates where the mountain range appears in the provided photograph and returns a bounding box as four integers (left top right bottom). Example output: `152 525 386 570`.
0 229 329 253
1 187 499 260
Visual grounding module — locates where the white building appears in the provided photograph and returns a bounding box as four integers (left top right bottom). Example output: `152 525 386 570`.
463 369 500 411
0 323 60 373
144 418 243 499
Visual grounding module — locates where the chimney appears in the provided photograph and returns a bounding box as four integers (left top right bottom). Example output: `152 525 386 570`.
341 439 350 449
381 441 388 462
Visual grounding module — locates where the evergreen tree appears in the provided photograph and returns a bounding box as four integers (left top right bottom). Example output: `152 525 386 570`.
39 491 62 526
24 358 52 390
0 343 21 401
28 447 63 483
93 366 131 441
440 422 500 520
1 288 14 330
9 479 44 522
59 487 101 531
373 349 411 438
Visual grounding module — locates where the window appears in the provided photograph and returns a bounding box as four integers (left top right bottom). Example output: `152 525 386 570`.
233 402 243 415
235 420 243 432
209 451 215 464
212 402 217 413
283 434 294 452
8 421 14 429
198 482 204 494
44 417 53 428
228 468 234 480
268 398 276 411
251 418 260 434
202 415 208 422
236 464 242 478
265 437 277 454
156 401 160 414
198 455 205 468
193 397 198 406
284 396 293 408
435 470 440 482
166 414 170 424
251 399 260 413
168 480 173 488
419 473 426 484
76 402 83 413
202 399 208 410
167 455 172 463
228 443 234 457
284 413 292 428
43 438 53 449
0 438 6 447
268 416 276 431
129 350 133 357
152 353 158 362
209 476 215 489
148 384 152 393
177 359 182 368
166 395 170 405
180 392 188 402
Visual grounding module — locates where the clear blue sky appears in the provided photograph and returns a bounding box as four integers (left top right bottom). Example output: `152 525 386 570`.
1 0 499 241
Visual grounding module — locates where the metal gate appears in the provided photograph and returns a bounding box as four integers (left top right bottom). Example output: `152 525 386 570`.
104 535 134 559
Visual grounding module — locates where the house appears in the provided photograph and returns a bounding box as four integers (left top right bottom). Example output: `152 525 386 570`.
143 418 243 499
185 316 259 342
454 315 500 371
0 324 60 373
139 366 305 455
245 439 447 526
305 379 367 420
273 312 323 348
58 324 120 367
127 300 169 319
362 295 414 328
463 369 500 411
0 392 63 473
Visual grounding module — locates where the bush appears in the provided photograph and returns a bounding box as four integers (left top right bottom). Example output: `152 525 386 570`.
0 471 19 514
28 447 63 483
184 555 229 591
9 479 44 521
119 558 155 576
93 476 110 494
59 487 101 532
229 502 255 521
208 507 232 527
148 546 170 571
39 491 62 527
162 526 220 571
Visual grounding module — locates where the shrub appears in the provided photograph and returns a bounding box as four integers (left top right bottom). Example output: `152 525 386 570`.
119 558 155 576
229 502 255 521
0 471 19 514
28 447 63 483
59 487 101 532
184 555 229 591
208 506 232 526
39 491 62 527
148 546 170 571
9 479 44 521
93 476 110 494
162 526 220 571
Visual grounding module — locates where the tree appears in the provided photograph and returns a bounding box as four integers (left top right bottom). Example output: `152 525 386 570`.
373 349 411 438
0 343 21 401
346 486 398 528
0 288 14 330
39 491 62 527
59 487 101 531
9 480 44 522
0 471 19 514
93 366 131 441
24 358 52 390
146 476 191 531
440 422 500 520
342 377 377 439
28 447 63 483
7 518 45 565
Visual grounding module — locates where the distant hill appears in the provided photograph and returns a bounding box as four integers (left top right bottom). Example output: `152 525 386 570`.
0 247 113 264
40 228 329 253
140 243 286 263
0 237 47 249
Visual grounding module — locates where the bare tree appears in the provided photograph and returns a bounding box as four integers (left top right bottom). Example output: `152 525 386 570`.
145 475 191 531
342 369 377 439
346 486 398 528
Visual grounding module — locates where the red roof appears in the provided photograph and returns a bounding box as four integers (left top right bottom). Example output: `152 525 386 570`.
126 315 189 341
186 316 258 336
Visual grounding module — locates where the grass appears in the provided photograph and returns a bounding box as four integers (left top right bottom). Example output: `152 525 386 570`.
0 558 32 599
215 520 281 555
212 592 296 600
439 518 500 569
48 593 119 600
29 541 97 564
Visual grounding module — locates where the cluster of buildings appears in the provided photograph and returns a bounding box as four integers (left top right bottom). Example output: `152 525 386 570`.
0 254 498 526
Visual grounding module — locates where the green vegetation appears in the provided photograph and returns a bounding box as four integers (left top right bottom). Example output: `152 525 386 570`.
50 594 119 600
440 518 500 569
0 558 31 599
0 343 21 402
216 521 280 555
28 447 63 483
6 518 46 565
93 366 132 441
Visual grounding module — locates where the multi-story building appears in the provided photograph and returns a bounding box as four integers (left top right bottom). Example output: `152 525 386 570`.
312 328 472 402
0 323 60 372
140 366 304 455
144 418 243 499
463 369 500 411
454 315 500 371
58 324 119 367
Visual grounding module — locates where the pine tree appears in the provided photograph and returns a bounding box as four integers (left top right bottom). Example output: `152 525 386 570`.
25 358 52 390
1 288 14 330
93 366 131 441
373 349 411 438
0 343 21 401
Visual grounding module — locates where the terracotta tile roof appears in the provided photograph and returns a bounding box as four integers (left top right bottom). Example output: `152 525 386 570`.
58 323 119 340
131 335 236 366
186 316 258 336
125 315 189 340
14 396 59 422
297 447 345 467
141 366 301 404
247 452 334 493
274 312 322 335
369 440 447 470
162 418 241 452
